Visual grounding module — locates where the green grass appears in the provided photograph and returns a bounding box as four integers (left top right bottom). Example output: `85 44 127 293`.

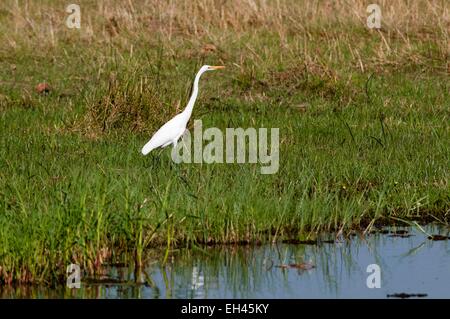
0 0 449 285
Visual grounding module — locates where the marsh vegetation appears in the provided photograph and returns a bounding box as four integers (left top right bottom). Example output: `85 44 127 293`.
0 0 448 285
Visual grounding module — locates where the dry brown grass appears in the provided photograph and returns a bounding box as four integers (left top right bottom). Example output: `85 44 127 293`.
1 1 447 78
1 0 447 49
1 1 447 135
1 2 447 85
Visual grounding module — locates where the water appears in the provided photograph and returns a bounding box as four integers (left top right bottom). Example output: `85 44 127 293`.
1 224 449 298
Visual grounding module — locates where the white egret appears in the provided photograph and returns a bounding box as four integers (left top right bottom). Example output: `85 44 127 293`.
141 65 225 155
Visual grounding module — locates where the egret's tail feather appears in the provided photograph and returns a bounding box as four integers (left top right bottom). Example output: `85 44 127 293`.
141 142 156 155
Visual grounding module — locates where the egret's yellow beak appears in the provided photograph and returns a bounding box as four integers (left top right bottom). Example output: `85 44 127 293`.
208 65 225 70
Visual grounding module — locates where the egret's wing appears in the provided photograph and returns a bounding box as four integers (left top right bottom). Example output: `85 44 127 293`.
141 115 184 155
141 123 173 155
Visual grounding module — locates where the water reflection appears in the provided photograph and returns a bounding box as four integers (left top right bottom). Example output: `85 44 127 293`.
1 224 449 298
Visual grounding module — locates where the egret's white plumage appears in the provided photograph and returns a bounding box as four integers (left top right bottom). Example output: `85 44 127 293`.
141 65 224 155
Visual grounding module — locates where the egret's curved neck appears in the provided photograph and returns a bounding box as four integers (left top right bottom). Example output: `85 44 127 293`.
182 69 206 120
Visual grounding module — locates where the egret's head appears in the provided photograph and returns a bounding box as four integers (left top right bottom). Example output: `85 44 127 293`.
202 65 225 72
